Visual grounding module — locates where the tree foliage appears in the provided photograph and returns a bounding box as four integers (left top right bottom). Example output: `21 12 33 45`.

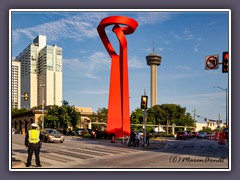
12 108 28 116
89 107 108 123
44 101 81 131
130 104 195 127
97 107 108 122
130 108 143 124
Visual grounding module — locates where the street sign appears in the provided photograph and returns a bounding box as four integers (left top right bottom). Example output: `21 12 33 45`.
142 111 147 118
205 55 219 70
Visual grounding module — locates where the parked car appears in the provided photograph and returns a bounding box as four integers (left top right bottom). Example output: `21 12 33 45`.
176 131 190 140
41 128 64 143
207 132 214 139
197 132 207 139
189 132 199 138
87 129 95 136
76 128 88 136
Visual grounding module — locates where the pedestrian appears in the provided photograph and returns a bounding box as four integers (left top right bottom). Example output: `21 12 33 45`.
146 132 150 147
136 131 141 147
25 123 42 167
128 129 136 147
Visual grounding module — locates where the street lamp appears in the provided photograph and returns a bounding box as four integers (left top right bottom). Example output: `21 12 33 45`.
214 86 228 127
40 84 45 129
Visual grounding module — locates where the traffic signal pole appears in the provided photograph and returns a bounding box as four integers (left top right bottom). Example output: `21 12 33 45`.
141 90 148 147
143 109 147 147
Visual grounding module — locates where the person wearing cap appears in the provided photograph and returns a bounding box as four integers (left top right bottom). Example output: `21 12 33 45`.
25 123 42 167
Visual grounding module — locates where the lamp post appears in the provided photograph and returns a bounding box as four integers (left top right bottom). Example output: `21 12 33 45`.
214 86 228 127
40 84 45 130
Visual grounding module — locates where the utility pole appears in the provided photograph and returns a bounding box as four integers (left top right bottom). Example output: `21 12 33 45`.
218 113 221 132
194 108 196 122
214 86 228 128
166 115 169 135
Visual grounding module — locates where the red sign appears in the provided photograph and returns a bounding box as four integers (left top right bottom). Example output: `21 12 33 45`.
205 55 219 70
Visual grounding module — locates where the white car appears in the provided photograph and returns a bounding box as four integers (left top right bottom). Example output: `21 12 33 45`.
197 132 207 139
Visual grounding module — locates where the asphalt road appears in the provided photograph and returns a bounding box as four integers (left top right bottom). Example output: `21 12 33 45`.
11 134 229 170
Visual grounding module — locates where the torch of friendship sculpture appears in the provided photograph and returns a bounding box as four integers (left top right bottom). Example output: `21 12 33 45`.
97 16 138 137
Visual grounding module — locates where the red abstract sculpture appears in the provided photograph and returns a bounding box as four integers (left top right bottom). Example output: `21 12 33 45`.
97 16 138 137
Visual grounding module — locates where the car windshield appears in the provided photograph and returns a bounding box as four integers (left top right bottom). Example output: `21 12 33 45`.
47 129 60 134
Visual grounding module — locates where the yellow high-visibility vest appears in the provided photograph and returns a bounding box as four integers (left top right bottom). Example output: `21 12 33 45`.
28 129 40 143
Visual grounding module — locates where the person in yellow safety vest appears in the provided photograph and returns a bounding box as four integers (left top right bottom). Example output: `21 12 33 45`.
25 123 42 167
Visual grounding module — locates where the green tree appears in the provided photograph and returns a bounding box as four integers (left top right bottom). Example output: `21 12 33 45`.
66 106 80 129
131 104 195 127
44 114 59 128
201 126 213 133
89 112 98 122
62 100 69 106
96 107 108 122
130 108 143 124
44 105 61 129
44 103 81 131
12 108 28 116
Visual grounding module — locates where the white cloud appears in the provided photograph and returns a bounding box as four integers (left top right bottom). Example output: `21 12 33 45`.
208 21 216 26
12 12 108 43
171 28 202 42
175 65 191 71
136 12 174 25
176 92 225 99
194 43 200 53
128 56 146 69
63 51 110 80
158 48 163 52
168 73 197 79
162 92 225 107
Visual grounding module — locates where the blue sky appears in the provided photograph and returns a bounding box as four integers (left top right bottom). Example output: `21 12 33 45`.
11 10 229 123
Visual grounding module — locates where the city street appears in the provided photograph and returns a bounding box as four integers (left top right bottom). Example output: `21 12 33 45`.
11 134 229 169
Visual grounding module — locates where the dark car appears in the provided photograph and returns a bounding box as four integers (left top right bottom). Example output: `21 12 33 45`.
76 128 88 136
87 129 95 136
41 128 64 143
176 131 190 140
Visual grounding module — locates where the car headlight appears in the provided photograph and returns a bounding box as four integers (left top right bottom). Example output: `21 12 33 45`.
48 135 54 138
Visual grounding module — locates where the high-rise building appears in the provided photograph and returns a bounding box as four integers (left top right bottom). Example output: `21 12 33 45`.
15 35 62 109
38 44 62 106
11 60 21 109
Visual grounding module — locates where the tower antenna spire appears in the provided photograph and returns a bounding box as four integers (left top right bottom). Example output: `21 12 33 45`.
152 37 155 53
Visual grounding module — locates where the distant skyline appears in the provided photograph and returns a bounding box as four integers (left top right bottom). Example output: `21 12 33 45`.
10 9 230 123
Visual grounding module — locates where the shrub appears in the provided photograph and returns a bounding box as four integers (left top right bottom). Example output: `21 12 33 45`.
81 132 92 138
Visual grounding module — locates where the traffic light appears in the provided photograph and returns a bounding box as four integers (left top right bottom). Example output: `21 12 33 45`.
140 95 148 109
222 51 229 73
24 92 28 101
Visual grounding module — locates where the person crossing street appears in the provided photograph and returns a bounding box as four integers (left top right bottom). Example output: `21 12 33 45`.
25 123 42 167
